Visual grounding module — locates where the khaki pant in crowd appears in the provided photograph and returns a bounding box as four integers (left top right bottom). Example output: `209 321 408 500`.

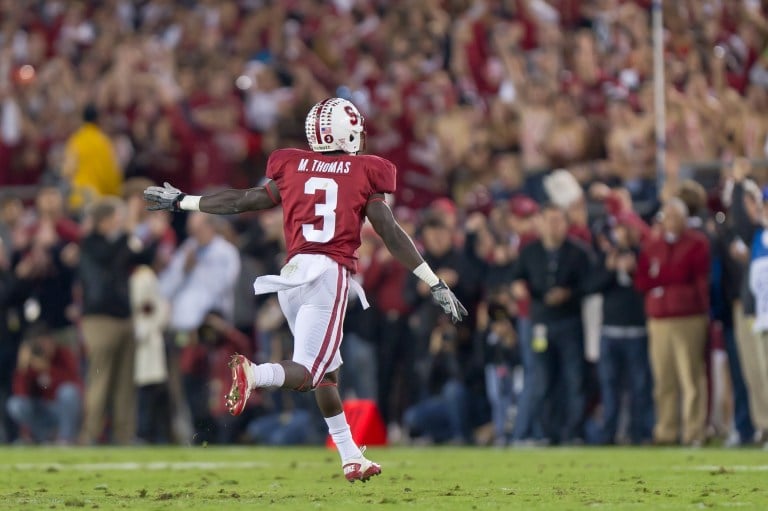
648 315 708 445
733 302 768 434
80 315 136 445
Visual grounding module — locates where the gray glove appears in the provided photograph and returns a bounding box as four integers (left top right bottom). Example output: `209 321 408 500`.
430 280 468 323
144 182 185 211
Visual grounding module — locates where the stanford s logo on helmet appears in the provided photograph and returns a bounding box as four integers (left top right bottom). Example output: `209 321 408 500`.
305 97 365 154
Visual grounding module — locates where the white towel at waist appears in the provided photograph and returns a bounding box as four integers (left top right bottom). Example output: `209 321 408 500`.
253 253 369 309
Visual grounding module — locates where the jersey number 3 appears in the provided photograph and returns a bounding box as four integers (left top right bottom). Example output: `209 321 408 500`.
302 177 338 243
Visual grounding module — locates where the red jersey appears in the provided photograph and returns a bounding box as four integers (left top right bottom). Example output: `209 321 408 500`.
266 148 397 273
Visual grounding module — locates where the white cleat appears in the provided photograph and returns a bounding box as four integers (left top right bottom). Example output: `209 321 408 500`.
342 446 381 483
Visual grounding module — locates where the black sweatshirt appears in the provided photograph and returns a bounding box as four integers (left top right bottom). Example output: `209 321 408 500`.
729 181 761 315
511 239 591 324
78 232 155 318
586 252 646 328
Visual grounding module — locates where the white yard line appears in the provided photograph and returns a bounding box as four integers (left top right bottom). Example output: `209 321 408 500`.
1 461 271 471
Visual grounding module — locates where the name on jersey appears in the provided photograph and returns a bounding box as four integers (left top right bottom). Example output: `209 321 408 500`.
297 158 351 174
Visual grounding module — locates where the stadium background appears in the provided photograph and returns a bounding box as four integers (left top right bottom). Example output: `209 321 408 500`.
2 0 768 452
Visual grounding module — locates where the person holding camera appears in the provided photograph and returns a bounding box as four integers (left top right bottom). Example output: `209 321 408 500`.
588 213 653 444
180 310 253 444
402 320 469 445
479 287 519 446
6 325 81 444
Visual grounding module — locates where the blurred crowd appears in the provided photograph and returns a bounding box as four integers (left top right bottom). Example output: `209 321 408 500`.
3 0 768 447
4 0 768 204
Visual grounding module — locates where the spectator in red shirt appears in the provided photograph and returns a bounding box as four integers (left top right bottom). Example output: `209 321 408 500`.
6 324 81 444
635 197 710 446
30 186 81 244
12 186 80 346
180 310 255 445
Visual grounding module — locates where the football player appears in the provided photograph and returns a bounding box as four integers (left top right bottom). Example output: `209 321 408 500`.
144 97 467 482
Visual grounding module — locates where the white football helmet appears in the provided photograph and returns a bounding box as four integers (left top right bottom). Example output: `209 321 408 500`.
305 97 365 154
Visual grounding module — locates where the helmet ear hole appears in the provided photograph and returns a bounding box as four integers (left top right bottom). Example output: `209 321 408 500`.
349 134 355 141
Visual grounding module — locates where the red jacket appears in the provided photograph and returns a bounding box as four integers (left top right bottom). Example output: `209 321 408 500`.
12 346 81 401
635 229 710 319
363 250 412 316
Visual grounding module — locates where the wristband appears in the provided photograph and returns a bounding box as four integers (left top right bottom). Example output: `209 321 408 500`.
179 195 201 211
413 262 440 287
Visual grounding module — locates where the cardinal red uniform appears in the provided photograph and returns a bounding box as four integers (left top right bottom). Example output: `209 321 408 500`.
254 147 397 387
266 148 396 272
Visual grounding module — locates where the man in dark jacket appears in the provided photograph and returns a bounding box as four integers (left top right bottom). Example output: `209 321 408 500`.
710 205 755 446
636 197 710 446
0 246 26 442
78 197 155 444
511 204 591 444
727 158 768 444
588 214 653 444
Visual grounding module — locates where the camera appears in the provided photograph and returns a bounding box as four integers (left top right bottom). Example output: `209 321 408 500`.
197 324 219 345
30 342 45 357
487 302 510 322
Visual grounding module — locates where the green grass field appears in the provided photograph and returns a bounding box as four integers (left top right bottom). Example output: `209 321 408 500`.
1 446 767 510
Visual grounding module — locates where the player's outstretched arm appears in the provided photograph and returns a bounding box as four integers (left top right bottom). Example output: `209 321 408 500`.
365 195 424 270
365 195 468 323
143 181 281 215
